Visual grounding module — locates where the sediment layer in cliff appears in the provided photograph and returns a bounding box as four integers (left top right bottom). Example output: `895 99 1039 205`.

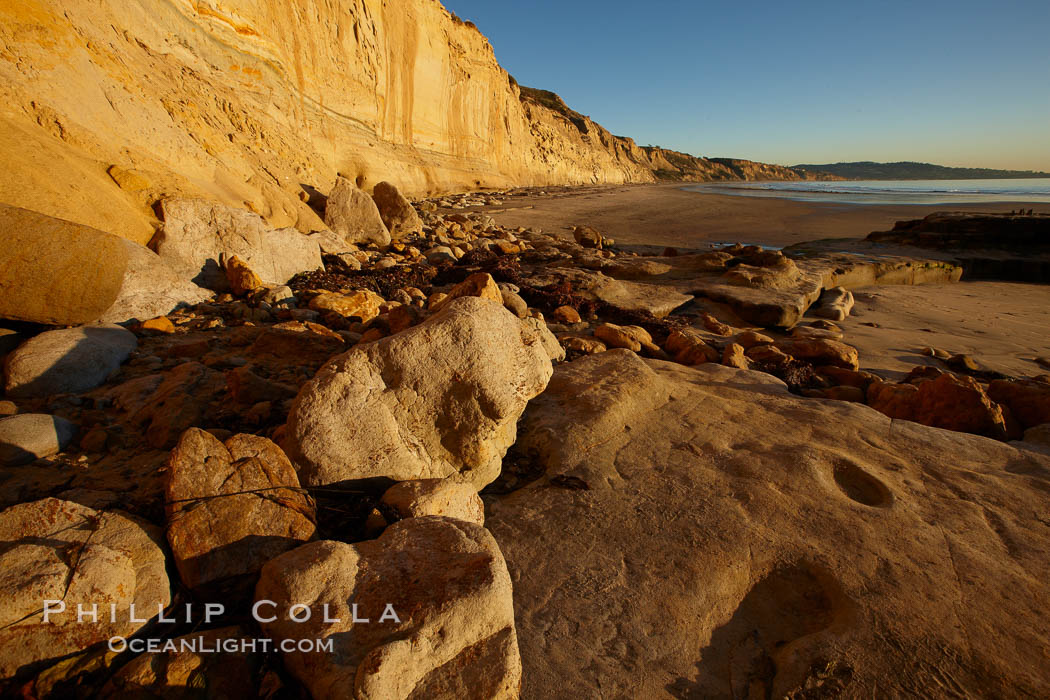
1 0 820 244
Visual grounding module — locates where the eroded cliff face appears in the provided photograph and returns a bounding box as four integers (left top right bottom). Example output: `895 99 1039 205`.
0 0 813 244
638 148 830 182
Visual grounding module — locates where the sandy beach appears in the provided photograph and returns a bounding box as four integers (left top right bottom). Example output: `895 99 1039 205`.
486 182 1047 249
832 281 1050 379
482 183 1050 384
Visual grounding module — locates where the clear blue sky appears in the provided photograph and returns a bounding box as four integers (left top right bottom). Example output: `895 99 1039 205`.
442 0 1050 171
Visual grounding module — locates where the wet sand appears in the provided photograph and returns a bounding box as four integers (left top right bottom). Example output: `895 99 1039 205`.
485 182 1047 249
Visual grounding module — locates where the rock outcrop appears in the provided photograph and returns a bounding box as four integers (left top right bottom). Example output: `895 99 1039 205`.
486 351 1050 697
284 296 555 489
527 267 692 319
579 245 961 327
255 517 521 700
638 145 837 182
868 211 1050 251
516 89 837 186
787 213 1050 284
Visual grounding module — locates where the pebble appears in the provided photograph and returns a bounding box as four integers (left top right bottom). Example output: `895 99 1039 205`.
701 313 733 336
552 305 581 324
722 343 749 369
139 316 176 334
501 290 528 318
594 323 653 353
947 354 979 372
735 330 774 348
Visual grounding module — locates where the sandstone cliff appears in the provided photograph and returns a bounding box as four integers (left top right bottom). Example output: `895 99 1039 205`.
515 87 834 184
0 0 818 245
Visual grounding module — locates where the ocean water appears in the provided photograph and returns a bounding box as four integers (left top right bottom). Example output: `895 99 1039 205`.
685 178 1050 205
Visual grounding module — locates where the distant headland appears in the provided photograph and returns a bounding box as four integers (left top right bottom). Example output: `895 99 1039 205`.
792 161 1050 180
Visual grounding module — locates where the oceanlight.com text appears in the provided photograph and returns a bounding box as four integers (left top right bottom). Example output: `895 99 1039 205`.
108 635 335 655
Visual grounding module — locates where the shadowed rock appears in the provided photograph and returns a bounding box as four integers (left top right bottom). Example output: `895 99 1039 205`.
96 239 212 324
0 414 77 466
101 626 261 697
987 378 1050 430
868 372 1008 439
868 211 1050 251
371 182 423 239
4 324 137 398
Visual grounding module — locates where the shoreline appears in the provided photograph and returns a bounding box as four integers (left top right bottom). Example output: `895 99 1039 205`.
481 182 1049 249
683 179 1050 206
476 181 1050 382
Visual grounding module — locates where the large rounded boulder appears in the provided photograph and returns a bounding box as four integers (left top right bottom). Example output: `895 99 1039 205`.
284 296 555 489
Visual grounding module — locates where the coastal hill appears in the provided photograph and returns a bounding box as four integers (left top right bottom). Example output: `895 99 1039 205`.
0 0 821 245
793 160 1050 180
517 87 834 183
